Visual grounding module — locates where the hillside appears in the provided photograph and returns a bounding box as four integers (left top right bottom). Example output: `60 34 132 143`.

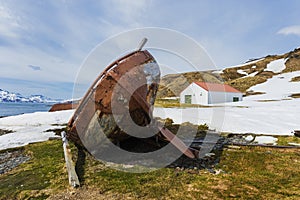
222 47 300 94
157 47 300 98
157 71 223 98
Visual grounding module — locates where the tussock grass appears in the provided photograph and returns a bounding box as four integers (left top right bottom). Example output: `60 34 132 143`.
283 50 300 73
289 93 300 98
277 136 300 146
227 76 267 93
290 76 300 82
154 98 212 108
256 99 281 102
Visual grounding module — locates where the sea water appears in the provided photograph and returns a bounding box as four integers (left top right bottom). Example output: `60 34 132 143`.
0 102 53 117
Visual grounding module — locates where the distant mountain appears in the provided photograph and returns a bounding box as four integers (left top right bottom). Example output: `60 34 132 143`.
157 47 300 98
0 89 58 103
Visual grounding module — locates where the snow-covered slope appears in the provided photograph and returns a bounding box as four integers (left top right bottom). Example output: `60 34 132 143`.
0 89 57 103
0 110 74 150
154 98 299 136
246 71 300 101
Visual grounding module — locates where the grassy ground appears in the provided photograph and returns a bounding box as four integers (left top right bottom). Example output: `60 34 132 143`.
0 139 299 200
154 98 213 108
277 136 300 146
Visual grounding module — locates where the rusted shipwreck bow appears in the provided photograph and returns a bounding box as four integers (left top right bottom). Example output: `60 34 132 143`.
62 39 196 187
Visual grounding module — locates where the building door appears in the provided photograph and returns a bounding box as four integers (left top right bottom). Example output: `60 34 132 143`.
185 95 192 104
233 97 239 102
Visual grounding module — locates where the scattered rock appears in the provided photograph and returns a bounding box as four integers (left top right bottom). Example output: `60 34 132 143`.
226 134 255 145
205 153 216 157
0 129 14 136
0 150 30 174
294 130 300 137
214 169 225 175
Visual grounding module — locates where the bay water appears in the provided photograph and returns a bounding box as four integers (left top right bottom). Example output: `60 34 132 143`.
0 102 53 117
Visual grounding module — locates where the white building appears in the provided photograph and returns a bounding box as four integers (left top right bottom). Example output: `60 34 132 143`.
180 82 243 105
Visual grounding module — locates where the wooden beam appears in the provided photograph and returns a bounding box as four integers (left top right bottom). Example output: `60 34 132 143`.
61 131 80 187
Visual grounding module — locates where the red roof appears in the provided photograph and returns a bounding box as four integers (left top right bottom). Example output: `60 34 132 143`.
194 82 241 93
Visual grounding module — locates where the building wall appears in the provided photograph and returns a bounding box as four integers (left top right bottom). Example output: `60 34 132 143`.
208 91 243 104
180 83 208 105
180 83 243 105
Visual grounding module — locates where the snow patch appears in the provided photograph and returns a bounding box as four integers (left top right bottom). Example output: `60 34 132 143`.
246 71 259 77
0 110 74 150
153 98 299 136
246 71 300 100
255 136 278 145
264 58 286 73
237 69 248 75
212 70 223 74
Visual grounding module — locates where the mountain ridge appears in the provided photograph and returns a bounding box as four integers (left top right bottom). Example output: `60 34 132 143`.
0 88 58 103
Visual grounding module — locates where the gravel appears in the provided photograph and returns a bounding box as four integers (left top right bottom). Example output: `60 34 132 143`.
0 150 30 174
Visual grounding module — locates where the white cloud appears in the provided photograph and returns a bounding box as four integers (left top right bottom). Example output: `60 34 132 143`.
0 5 22 39
277 25 300 36
109 0 148 25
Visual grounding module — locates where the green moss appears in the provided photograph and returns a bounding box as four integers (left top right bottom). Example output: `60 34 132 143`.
0 140 67 200
198 123 209 131
277 136 300 146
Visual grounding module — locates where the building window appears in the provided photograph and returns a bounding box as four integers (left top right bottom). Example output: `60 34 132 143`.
185 95 192 104
233 97 239 102
200 92 202 96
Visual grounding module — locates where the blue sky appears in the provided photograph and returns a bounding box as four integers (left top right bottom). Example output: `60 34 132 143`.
0 0 300 99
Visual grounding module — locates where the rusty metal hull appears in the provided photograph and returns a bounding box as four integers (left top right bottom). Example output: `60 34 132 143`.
67 50 160 144
67 49 195 159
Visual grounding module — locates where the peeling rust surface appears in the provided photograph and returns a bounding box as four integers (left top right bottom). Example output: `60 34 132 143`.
66 49 196 159
67 50 159 145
